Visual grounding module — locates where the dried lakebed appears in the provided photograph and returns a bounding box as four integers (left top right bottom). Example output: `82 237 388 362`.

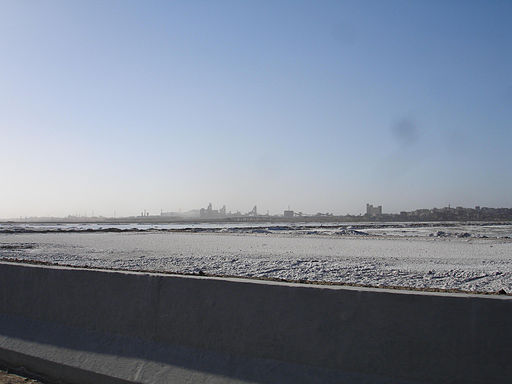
1 228 511 293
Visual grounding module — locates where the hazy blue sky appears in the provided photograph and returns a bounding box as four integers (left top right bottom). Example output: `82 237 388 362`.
1 0 511 217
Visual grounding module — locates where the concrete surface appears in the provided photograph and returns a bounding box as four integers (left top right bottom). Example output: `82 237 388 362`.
0 261 511 383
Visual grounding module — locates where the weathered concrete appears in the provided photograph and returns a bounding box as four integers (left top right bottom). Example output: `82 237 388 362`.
0 261 510 383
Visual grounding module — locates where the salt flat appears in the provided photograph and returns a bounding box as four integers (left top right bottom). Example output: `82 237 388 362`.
1 222 511 293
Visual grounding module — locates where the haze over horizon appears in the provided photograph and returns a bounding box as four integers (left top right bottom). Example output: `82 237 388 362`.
1 0 511 218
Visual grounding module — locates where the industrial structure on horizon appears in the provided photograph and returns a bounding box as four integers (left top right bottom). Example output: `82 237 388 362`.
7 203 512 223
200 203 227 219
198 203 258 219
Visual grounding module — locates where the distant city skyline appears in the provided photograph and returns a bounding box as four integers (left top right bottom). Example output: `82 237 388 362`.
1 1 511 218
4 201 512 221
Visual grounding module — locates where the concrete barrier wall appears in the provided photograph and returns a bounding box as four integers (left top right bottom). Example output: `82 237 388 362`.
0 261 511 383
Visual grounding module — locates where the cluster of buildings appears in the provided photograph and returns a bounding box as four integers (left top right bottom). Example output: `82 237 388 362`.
177 203 386 219
11 203 512 223
199 203 258 219
156 203 512 222
397 206 512 221
200 203 227 219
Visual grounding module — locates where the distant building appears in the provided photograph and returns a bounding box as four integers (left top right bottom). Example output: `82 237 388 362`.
200 203 219 219
366 203 382 217
283 210 294 218
199 203 228 219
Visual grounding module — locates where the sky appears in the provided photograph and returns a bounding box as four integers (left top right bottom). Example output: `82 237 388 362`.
1 0 511 218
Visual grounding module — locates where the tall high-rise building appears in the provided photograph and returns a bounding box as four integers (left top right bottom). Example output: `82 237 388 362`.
366 203 382 216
